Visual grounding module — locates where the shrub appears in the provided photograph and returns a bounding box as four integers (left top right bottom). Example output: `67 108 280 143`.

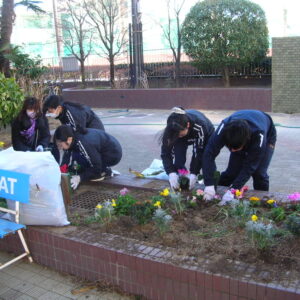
245 220 278 250
285 215 300 236
268 207 286 222
129 200 156 225
0 73 24 128
153 208 172 235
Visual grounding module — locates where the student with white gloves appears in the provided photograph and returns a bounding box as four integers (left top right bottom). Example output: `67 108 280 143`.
202 110 276 204
52 125 122 190
160 107 215 190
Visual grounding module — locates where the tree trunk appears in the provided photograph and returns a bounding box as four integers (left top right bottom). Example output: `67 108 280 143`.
0 0 14 77
222 66 230 87
109 54 115 88
80 60 86 88
175 50 181 88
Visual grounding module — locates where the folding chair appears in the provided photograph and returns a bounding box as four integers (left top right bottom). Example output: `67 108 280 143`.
0 169 33 270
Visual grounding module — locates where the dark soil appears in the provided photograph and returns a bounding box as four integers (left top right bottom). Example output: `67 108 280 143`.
67 185 300 286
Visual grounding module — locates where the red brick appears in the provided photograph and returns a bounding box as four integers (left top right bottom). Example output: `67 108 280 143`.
247 282 257 300
205 288 214 300
196 271 205 286
238 281 248 298
256 283 266 300
205 273 213 289
213 274 222 291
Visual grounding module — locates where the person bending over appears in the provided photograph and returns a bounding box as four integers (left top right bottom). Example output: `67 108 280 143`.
160 107 215 190
52 125 122 190
43 95 104 132
203 110 276 203
12 97 50 152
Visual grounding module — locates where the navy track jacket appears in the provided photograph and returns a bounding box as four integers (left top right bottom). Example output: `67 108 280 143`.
58 102 104 131
203 110 276 189
161 110 215 175
53 128 122 181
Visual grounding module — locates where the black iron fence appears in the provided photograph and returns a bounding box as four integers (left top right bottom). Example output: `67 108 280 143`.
41 48 271 83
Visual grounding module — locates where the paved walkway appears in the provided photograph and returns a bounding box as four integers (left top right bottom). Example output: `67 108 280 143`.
0 251 133 300
94 108 300 193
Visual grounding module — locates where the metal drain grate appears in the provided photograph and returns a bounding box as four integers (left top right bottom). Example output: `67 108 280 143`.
71 191 118 210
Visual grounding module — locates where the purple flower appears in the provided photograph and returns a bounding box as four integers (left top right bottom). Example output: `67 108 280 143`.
120 187 129 196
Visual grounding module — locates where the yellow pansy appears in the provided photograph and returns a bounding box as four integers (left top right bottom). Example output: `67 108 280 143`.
111 199 117 207
249 197 260 201
267 199 275 205
235 190 242 197
96 204 103 209
251 215 258 222
0 141 4 147
154 201 161 208
160 188 170 197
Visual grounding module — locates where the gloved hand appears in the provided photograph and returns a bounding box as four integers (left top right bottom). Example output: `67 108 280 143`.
70 175 81 190
169 172 179 190
189 174 198 190
203 185 216 201
219 190 235 206
35 145 44 152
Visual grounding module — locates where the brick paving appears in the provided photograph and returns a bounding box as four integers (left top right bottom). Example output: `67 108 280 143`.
0 251 133 300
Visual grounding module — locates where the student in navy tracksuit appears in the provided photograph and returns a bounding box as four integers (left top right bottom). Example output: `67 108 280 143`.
52 125 122 190
160 107 215 190
202 110 276 203
43 95 104 131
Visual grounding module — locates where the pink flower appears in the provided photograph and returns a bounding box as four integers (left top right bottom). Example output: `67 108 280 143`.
178 169 189 176
288 193 300 201
120 187 129 196
196 189 204 196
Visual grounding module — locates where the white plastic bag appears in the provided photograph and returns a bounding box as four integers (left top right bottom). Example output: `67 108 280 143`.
0 147 69 226
141 159 169 180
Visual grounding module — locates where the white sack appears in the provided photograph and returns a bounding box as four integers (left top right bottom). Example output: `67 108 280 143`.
0 147 69 226
141 159 169 180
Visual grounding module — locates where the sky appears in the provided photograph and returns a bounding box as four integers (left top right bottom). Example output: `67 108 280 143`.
12 0 300 56
140 0 300 39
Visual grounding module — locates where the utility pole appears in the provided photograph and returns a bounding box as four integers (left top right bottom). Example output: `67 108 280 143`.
52 0 63 80
130 0 144 88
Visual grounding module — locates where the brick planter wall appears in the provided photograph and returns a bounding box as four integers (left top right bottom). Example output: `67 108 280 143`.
1 227 299 300
1 177 299 300
63 88 272 112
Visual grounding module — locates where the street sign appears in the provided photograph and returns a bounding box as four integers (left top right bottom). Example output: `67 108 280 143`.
0 169 30 203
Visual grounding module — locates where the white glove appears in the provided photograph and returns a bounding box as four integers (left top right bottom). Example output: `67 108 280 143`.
169 172 179 190
189 174 198 190
70 175 81 190
219 190 235 206
203 185 216 201
35 145 44 152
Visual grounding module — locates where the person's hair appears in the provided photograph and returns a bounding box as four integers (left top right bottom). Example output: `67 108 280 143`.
17 96 42 123
223 119 251 149
54 125 75 143
43 95 84 114
160 109 190 146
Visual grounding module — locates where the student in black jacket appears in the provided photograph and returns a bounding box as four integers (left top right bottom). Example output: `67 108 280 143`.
160 107 215 190
52 125 122 190
43 95 104 131
12 97 50 152
202 110 277 204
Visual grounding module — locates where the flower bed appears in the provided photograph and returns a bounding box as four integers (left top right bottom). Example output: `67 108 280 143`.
68 184 300 286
